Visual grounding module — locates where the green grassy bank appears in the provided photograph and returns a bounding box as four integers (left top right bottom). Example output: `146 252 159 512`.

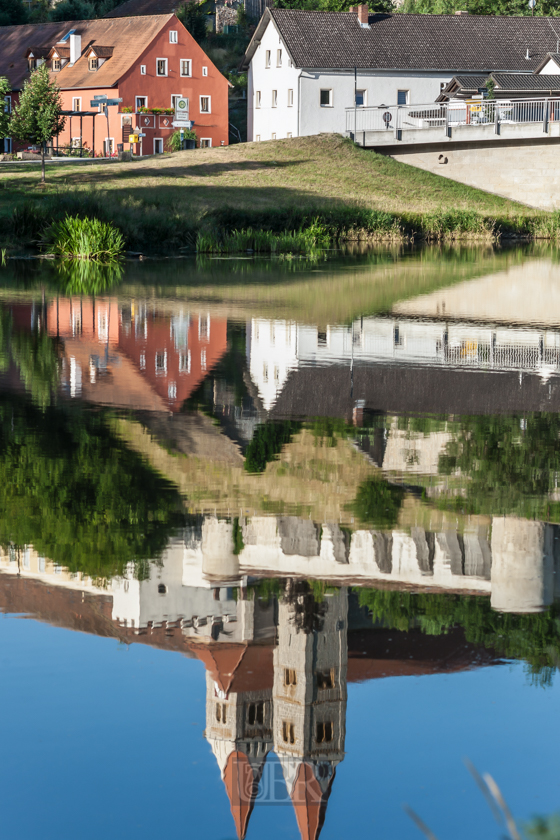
0 134 556 255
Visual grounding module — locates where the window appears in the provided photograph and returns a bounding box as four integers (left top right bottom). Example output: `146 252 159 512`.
247 702 264 726
154 138 163 154
156 58 168 76
255 134 260 141
255 90 261 108
201 349 206 369
271 132 276 139
72 97 81 112
320 89 332 107
169 29 178 43
168 382 177 399
202 66 208 76
282 721 295 744
140 64 146 74
287 132 292 138
52 58 61 72
263 363 268 382
284 668 297 686
200 138 211 147
136 96 147 110
179 351 191 373
316 721 334 743
4 96 12 114
171 94 186 111
265 50 271 67
199 314 209 339
277 48 282 66
355 89 366 107
88 56 98 71
155 350 167 374
158 583 168 594
180 59 191 77
38 556 45 573
103 138 114 156
316 669 335 689
287 88 293 106
274 366 279 382
200 96 211 113
397 89 409 105
139 353 146 369
272 89 277 107
71 137 80 148
215 703 227 723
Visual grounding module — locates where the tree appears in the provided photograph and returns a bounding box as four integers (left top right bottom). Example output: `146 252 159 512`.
48 0 95 20
0 76 11 143
177 0 209 44
9 63 65 184
0 0 27 25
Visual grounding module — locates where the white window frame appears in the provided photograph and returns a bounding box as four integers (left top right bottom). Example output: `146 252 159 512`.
199 95 211 114
201 349 207 370
156 57 168 77
4 95 12 114
355 89 367 107
155 350 167 375
135 96 148 110
277 48 282 67
169 29 178 43
71 137 81 148
265 49 271 68
140 64 146 75
271 132 276 139
171 93 184 111
320 88 333 107
3 138 12 153
287 132 292 138
255 134 260 141
287 89 293 107
103 137 114 156
153 137 164 154
199 137 212 147
72 96 81 112
255 90 261 108
397 89 409 105
179 350 191 373
272 90 277 108
180 59 191 77
202 66 208 76
199 314 210 339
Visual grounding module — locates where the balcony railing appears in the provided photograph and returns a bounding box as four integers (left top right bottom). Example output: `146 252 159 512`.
345 97 560 136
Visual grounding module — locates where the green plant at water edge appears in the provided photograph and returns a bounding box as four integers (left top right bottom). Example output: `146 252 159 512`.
232 517 244 555
42 215 125 261
526 814 560 839
54 258 124 293
0 249 6 266
0 310 60 409
196 224 332 254
0 395 184 579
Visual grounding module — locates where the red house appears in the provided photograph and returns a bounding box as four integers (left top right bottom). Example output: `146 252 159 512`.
0 14 229 156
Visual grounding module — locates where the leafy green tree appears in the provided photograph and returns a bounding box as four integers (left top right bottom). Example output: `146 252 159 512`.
0 0 27 25
9 63 65 184
48 0 95 20
277 0 393 12
177 0 209 44
350 476 405 529
0 76 11 143
0 396 184 579
244 420 302 473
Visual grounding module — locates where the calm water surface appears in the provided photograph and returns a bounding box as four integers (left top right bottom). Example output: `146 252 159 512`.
1 245 560 840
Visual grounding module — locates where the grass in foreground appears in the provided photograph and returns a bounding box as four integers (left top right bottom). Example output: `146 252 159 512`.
0 134 554 254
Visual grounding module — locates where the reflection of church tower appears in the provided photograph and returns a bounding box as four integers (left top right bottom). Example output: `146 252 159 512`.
273 583 348 840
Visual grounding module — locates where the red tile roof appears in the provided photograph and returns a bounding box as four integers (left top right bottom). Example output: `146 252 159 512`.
0 14 174 90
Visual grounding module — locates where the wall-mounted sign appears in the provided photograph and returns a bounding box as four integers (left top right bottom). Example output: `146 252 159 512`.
174 97 190 123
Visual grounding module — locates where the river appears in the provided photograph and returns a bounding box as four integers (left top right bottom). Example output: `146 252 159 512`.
0 243 559 840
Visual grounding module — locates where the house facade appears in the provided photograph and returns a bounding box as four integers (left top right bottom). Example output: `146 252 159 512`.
241 6 560 142
0 14 229 156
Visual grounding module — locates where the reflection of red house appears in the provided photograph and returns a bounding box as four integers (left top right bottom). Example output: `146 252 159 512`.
47 297 119 344
118 306 228 412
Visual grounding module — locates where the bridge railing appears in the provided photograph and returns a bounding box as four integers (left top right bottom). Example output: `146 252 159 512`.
345 97 560 135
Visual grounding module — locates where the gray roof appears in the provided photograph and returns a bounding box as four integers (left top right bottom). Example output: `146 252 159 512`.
492 71 560 90
241 8 560 72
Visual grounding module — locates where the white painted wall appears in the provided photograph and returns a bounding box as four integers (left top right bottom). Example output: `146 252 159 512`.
537 58 560 75
250 19 300 141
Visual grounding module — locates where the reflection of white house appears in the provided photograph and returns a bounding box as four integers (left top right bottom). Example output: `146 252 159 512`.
247 315 560 410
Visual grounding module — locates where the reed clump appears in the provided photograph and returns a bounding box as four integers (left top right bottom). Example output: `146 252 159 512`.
42 216 125 262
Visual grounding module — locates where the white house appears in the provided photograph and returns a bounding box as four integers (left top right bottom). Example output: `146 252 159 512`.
241 6 560 141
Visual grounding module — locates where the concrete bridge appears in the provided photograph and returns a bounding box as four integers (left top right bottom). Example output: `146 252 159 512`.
346 97 560 209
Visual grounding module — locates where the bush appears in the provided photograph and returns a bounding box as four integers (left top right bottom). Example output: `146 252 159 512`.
350 477 406 530
42 215 125 261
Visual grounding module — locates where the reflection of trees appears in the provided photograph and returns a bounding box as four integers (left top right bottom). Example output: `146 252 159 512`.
350 476 405 530
54 260 123 294
0 396 184 580
245 420 302 473
439 414 560 520
0 311 61 408
357 588 560 685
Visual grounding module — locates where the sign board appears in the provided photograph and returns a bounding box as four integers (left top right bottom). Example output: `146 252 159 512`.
105 99 123 107
173 120 194 129
174 97 190 123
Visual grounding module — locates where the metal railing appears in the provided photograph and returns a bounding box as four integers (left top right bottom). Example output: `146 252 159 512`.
346 97 560 136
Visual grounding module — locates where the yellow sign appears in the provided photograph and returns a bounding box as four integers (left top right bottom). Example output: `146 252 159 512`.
129 134 139 143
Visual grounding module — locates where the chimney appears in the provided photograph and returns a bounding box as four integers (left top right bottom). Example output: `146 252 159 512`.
357 3 369 25
69 33 81 66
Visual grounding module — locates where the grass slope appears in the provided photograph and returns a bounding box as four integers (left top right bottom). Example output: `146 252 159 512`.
0 134 551 252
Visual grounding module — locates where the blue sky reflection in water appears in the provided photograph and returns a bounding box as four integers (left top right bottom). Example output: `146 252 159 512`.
1 245 560 840
0 614 559 840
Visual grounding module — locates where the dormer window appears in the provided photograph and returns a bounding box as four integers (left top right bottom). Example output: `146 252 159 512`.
89 56 98 71
53 58 61 72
